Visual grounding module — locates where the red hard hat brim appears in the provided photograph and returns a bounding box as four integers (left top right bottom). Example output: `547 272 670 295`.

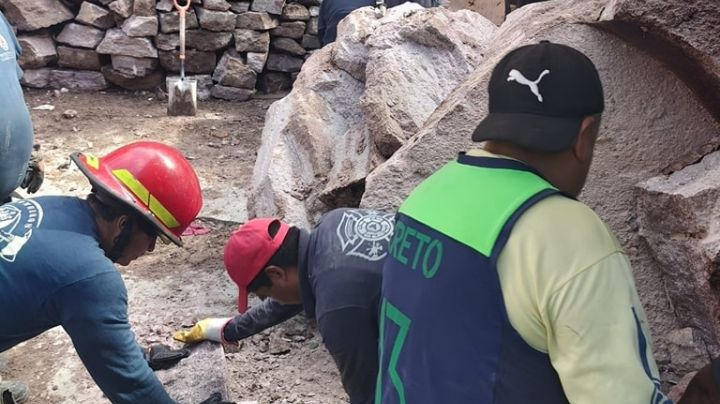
71 152 184 246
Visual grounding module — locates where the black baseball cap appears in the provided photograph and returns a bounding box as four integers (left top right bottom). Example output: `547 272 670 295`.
472 41 604 152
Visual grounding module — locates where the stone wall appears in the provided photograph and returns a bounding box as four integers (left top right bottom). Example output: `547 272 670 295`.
0 0 322 99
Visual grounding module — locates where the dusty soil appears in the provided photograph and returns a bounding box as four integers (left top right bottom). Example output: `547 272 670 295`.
0 89 346 404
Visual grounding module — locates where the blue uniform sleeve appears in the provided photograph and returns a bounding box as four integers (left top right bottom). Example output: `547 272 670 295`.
318 307 378 404
223 299 302 341
45 272 175 404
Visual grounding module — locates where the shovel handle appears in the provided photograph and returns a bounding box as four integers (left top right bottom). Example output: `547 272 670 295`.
173 0 191 12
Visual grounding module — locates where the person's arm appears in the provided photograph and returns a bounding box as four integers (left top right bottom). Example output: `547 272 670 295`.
45 272 175 404
223 299 302 341
317 0 327 45
318 307 378 404
545 252 671 403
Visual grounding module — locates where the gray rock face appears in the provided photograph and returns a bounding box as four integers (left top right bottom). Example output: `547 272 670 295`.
203 0 232 11
159 10 200 33
281 3 310 21
159 49 217 73
301 34 320 50
20 68 52 88
49 69 108 90
17 35 57 69
271 37 306 56
196 8 237 31
598 0 720 121
156 342 231 404
76 2 115 29
56 23 105 49
257 71 290 93
305 17 318 35
250 0 286 15
213 51 257 89
265 53 303 72
111 55 159 76
155 33 179 51
57 46 102 71
211 85 255 101
234 29 270 53
246 51 268 73
637 151 720 371
360 0 720 379
271 21 306 39
101 65 165 89
122 15 159 37
156 0 174 12
97 29 159 58
235 11 279 30
229 1 251 13
186 30 233 51
247 3 496 228
133 0 157 16
108 0 133 18
0 0 73 31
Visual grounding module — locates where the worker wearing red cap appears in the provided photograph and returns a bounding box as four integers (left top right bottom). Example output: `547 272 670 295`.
0 142 203 404
174 208 395 404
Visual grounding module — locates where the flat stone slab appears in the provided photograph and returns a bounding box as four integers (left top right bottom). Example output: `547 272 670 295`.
156 342 230 404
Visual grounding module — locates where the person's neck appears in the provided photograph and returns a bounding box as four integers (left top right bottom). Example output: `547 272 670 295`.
483 142 576 195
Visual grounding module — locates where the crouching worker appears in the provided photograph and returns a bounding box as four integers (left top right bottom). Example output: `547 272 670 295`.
0 142 203 404
174 209 395 404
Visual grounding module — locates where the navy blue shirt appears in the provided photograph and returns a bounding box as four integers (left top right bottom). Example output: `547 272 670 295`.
0 11 33 201
0 196 174 404
224 208 394 404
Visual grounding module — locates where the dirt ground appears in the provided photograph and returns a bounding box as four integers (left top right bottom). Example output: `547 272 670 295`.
0 89 346 404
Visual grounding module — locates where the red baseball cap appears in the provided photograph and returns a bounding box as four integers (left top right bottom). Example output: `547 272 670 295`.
223 218 290 313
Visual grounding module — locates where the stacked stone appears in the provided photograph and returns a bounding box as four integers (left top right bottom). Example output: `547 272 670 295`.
0 0 322 98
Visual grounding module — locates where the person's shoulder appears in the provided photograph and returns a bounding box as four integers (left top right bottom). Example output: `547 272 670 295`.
512 194 622 260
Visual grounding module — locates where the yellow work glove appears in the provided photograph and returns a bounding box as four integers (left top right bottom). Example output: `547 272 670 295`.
173 317 232 344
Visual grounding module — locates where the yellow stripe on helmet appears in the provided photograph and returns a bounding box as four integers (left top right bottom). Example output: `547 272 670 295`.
111 169 181 229
86 155 100 169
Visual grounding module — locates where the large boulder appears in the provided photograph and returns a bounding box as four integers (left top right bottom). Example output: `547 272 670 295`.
0 0 73 31
247 3 497 228
360 0 720 379
636 151 720 372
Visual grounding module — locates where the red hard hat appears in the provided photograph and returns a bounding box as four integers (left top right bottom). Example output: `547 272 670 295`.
71 141 203 246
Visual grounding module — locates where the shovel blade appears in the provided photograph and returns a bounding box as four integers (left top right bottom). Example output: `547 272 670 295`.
167 77 198 116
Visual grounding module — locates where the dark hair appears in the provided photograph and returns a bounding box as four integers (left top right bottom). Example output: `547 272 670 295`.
87 191 133 222
247 223 300 292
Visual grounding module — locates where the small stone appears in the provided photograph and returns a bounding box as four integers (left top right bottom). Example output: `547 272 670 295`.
271 21 306 39
300 34 321 50
196 8 237 31
204 0 232 11
234 29 270 53
309 6 319 17
281 3 310 21
57 46 102 71
159 10 200 33
265 53 303 72
21 69 52 88
62 109 78 119
159 50 217 74
155 33 179 51
257 71 290 93
17 35 57 69
235 11 279 30
122 15 159 37
96 29 159 58
246 52 268 73
186 30 233 51
271 37 305 56
305 17 318 35
76 2 115 29
56 23 105 49
111 55 158 77
250 0 286 15
108 0 133 18
156 0 174 12
229 1 251 13
133 0 156 16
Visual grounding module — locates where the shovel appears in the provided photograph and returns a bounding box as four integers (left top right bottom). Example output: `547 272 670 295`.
167 0 197 116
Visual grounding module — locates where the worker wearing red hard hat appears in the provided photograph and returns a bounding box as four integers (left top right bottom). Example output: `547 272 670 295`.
0 142 202 403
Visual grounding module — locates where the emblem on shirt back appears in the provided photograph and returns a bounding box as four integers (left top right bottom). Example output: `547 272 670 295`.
0 34 8 52
337 210 395 261
0 200 43 262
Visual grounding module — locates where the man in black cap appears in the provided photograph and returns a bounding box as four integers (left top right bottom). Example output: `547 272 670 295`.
376 41 671 403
